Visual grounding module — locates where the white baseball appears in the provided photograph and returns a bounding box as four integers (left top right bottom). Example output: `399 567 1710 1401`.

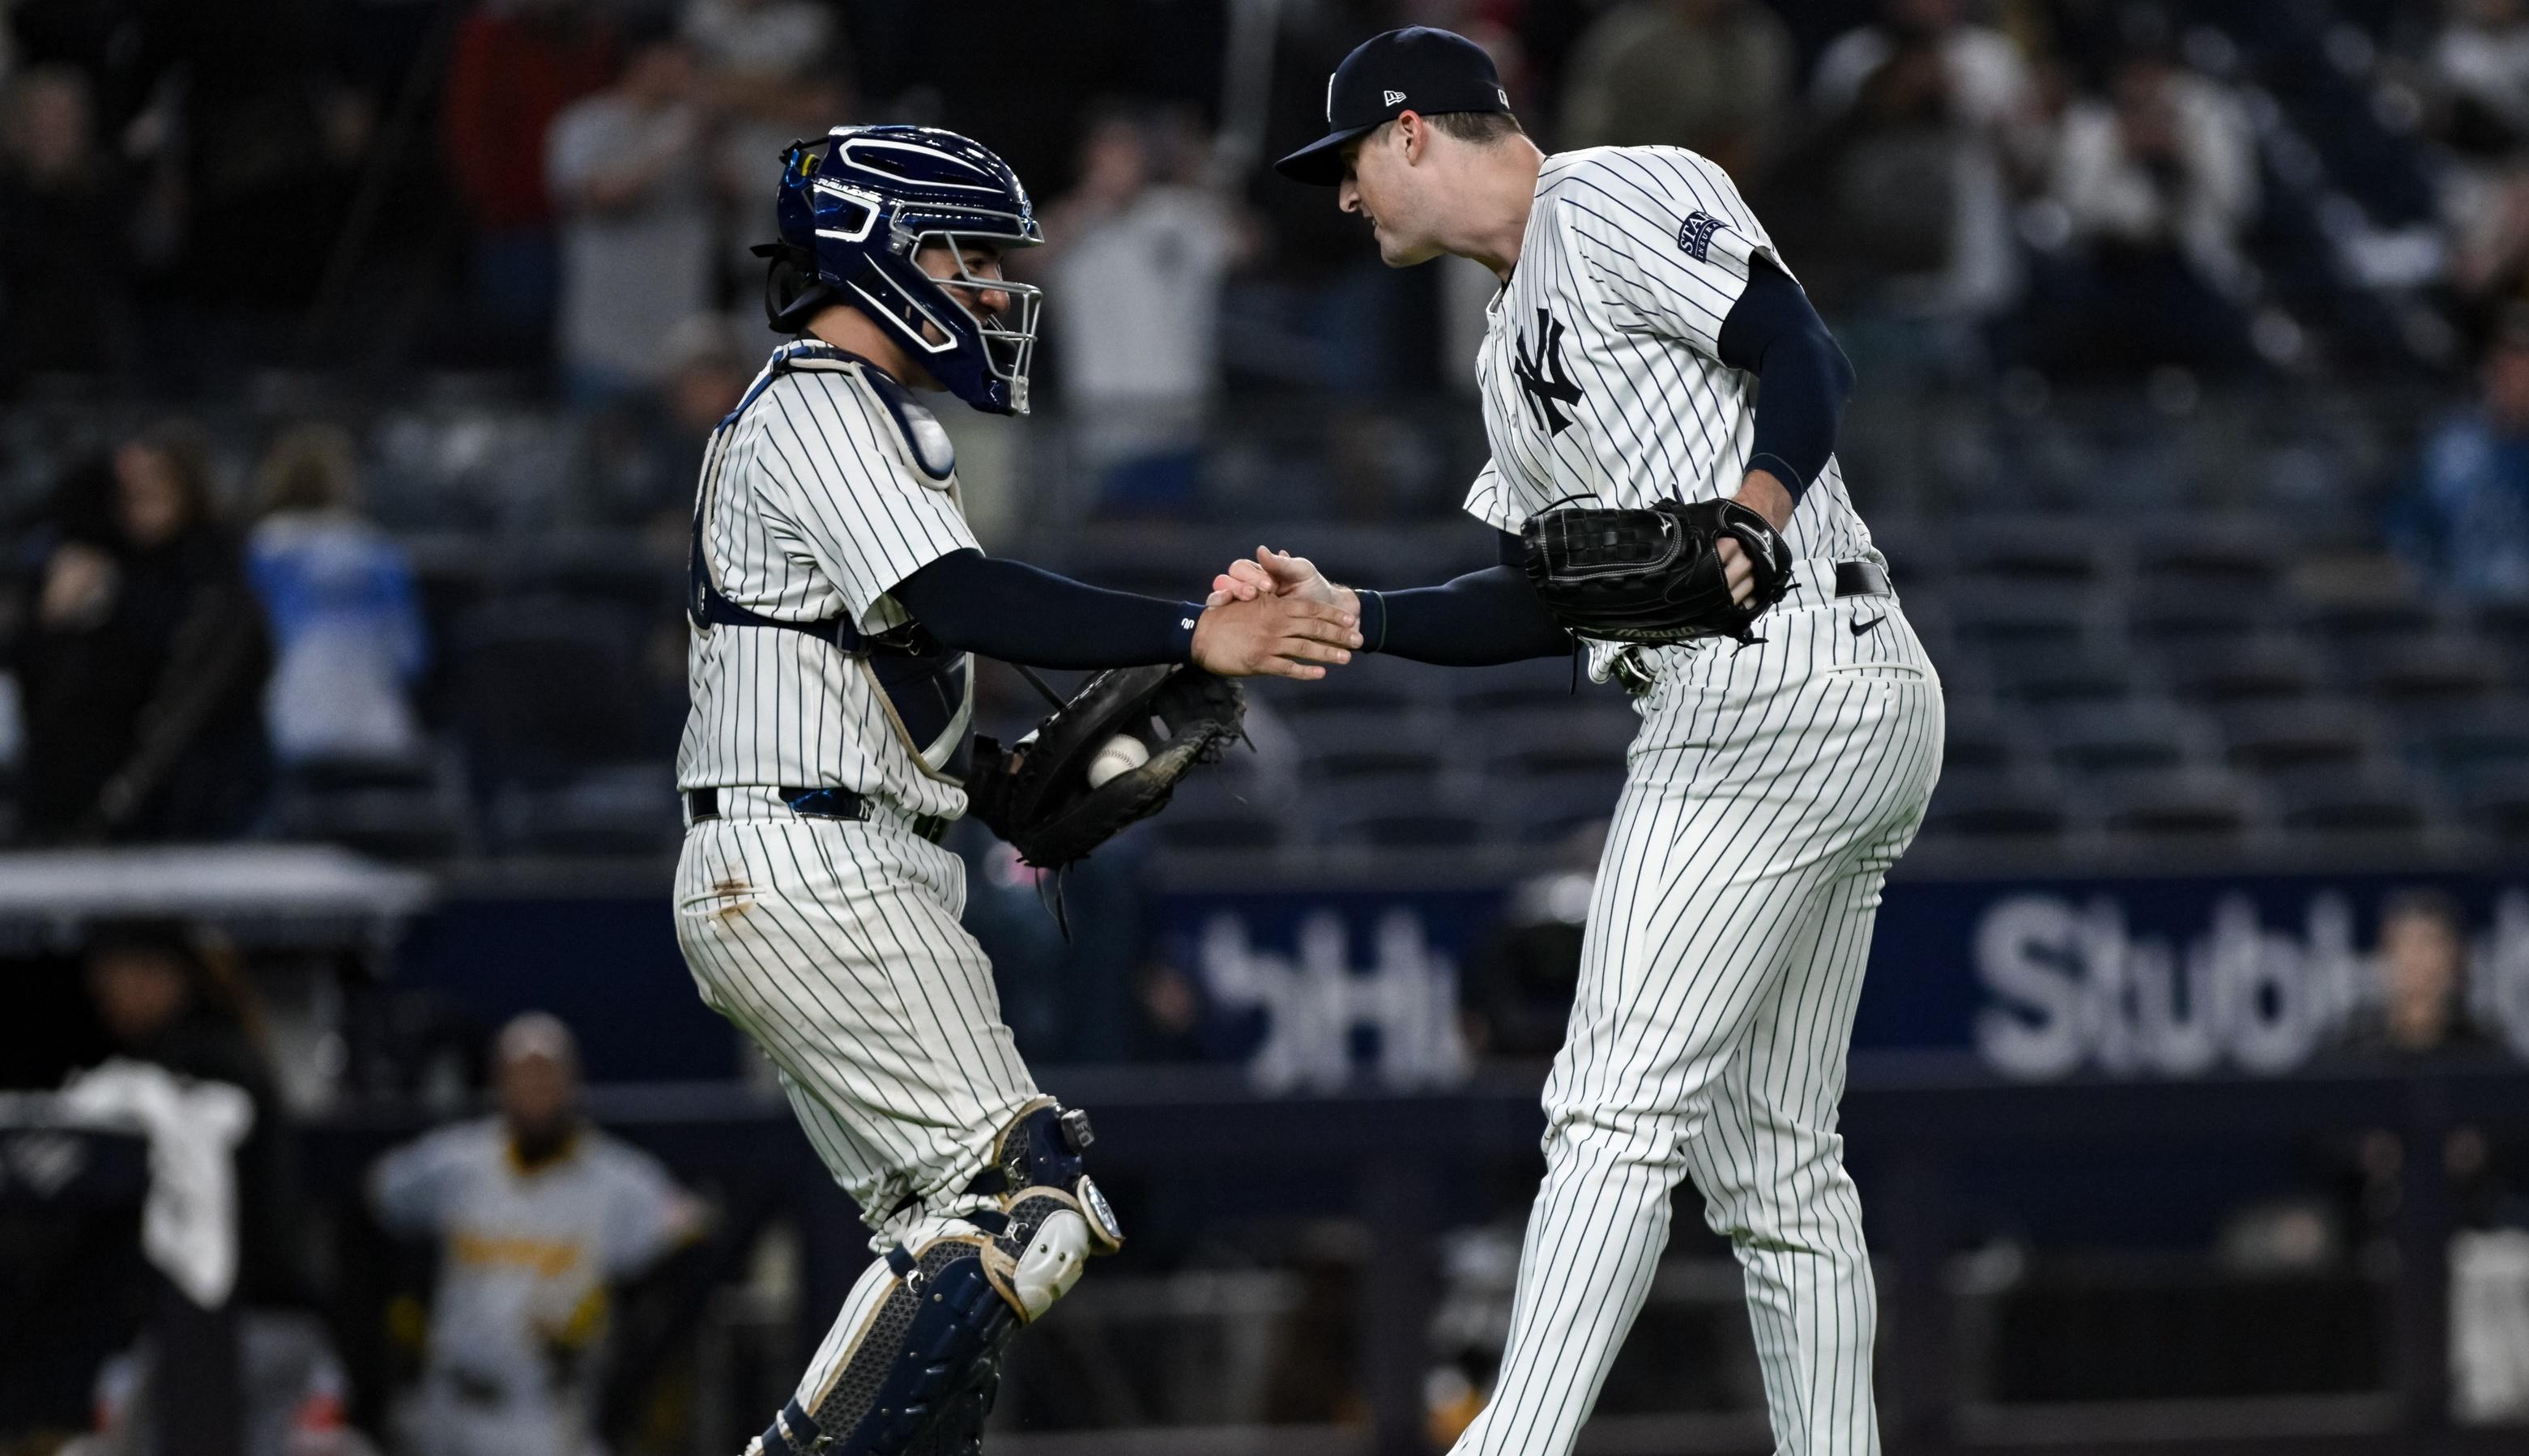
1086 734 1150 788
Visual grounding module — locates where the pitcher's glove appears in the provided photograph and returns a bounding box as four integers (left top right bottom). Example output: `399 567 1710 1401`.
966 665 1246 868
1520 498 1793 645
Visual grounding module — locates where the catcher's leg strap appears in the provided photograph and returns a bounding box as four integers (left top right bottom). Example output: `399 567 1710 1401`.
963 1101 1124 1321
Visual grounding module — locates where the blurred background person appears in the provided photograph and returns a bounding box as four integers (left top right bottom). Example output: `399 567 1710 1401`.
369 1013 700 1456
440 0 619 362
2032 24 2261 379
77 921 347 1456
1034 106 1247 516
546 23 712 409
7 430 271 844
2429 0 2529 346
0 62 122 390
2399 309 2529 600
683 0 848 294
2335 888 2499 1061
1794 0 2044 370
1557 0 1794 184
246 424 429 773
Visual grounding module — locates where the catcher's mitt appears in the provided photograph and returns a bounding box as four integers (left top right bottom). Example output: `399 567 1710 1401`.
1520 498 1793 645
967 665 1245 868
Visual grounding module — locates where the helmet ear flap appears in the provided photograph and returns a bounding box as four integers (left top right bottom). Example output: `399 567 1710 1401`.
756 242 830 333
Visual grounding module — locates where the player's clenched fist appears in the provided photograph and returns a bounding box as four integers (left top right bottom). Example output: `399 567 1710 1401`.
1190 591 1360 679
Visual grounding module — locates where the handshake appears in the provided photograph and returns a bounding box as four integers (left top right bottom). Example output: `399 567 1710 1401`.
1185 547 1361 681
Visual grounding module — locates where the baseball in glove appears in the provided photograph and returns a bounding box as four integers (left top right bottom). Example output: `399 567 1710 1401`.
1520 498 1793 645
967 664 1246 868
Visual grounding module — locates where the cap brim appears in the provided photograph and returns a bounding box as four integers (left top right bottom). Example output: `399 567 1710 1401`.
1273 124 1378 185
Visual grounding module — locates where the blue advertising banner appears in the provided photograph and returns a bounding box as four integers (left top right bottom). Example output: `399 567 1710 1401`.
1155 871 2529 1086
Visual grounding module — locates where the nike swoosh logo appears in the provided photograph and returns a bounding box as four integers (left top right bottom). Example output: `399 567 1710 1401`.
1850 615 1887 637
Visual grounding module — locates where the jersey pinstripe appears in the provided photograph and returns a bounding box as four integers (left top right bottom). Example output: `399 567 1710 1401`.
1439 145 1946 1456
678 341 978 820
1463 146 1878 682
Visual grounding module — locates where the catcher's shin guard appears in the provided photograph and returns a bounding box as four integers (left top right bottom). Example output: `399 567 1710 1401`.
751 1104 1123 1456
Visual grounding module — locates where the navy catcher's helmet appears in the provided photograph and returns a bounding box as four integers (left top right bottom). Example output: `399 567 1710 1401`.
756 125 1044 415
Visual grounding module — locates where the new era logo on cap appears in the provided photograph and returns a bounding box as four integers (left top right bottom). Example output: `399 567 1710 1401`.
1383 89 1406 105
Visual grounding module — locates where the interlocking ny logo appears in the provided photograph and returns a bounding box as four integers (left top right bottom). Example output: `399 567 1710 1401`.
1512 308 1584 436
1677 209 1727 262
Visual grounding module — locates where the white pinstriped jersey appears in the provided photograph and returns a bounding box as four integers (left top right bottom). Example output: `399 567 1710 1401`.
678 341 977 821
1464 147 1879 679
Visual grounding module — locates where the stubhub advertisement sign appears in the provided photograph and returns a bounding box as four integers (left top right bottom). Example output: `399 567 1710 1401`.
1157 873 2529 1088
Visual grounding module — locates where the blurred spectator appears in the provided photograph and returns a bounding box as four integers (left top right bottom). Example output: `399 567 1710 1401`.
0 63 122 388
684 0 848 291
546 27 713 407
8 432 271 844
1800 0 2042 343
441 0 619 348
2400 313 2529 599
1034 109 1246 515
245 425 429 769
1558 0 1793 181
2335 889 2497 1059
75 921 348 1456
84 922 320 1310
2032 38 2260 376
369 1013 701 1456
2432 0 2529 349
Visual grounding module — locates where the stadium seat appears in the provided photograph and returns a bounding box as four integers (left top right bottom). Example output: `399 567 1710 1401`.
2400 697 2529 777
491 763 680 857
1937 699 2032 776
2348 635 2510 708
2215 699 2381 776
1490 766 1627 845
451 598 651 793
1295 709 1447 781
1147 776 1287 852
2270 769 2439 842
1319 775 1485 849
1475 705 1639 777
2039 700 2211 783
2158 636 2330 706
1917 769 2071 844
2096 771 2262 848
1951 516 2117 586
1985 641 2148 708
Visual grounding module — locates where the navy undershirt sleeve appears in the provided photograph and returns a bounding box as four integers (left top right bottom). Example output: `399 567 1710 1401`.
891 551 1201 668
1355 531 1573 665
1714 256 1855 507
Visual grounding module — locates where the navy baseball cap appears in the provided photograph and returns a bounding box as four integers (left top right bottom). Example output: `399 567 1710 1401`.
1274 27 1512 185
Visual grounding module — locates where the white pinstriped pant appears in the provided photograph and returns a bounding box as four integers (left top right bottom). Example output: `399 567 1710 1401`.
1455 590 1945 1456
672 790 1039 1249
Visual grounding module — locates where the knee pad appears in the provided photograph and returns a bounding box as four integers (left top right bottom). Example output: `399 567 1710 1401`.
758 1228 1016 1456
964 1101 1124 1322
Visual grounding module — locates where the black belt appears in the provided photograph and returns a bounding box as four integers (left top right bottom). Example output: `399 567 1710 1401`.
1832 560 1891 598
684 786 952 844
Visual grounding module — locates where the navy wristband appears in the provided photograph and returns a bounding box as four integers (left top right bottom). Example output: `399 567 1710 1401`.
1355 589 1388 653
1170 602 1204 665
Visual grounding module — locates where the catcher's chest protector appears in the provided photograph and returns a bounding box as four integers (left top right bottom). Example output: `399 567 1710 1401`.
687 348 978 784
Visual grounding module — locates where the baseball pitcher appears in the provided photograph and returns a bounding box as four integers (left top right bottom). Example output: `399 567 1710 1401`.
1217 29 1947 1455
672 126 1359 1456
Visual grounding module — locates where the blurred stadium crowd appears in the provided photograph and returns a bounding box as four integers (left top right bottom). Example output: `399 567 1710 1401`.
0 0 2527 866
5 4 2529 1455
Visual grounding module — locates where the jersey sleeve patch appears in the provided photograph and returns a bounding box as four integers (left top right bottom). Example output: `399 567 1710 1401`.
1677 210 1728 263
